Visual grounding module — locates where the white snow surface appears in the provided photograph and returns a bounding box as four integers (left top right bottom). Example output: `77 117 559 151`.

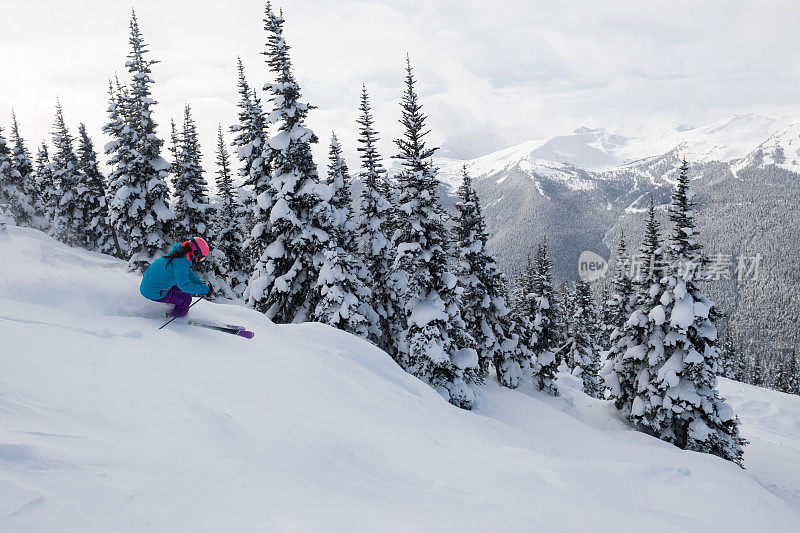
1 227 799 531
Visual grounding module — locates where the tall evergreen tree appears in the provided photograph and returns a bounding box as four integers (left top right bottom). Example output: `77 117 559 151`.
34 142 56 228
604 234 635 346
0 126 18 225
172 104 212 239
76 123 120 256
168 119 180 176
635 162 745 464
356 84 401 355
733 348 749 383
557 280 574 356
784 349 799 395
49 101 83 246
529 240 560 393
603 199 665 410
391 57 478 409
325 133 357 253
717 330 738 380
511 255 538 376
750 353 764 386
564 280 601 397
230 57 268 262
8 112 39 226
454 166 524 388
312 134 375 338
212 125 249 297
246 3 329 323
105 12 173 271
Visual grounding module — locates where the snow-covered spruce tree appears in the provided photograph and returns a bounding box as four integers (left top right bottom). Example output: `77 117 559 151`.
167 118 181 191
211 125 249 297
772 354 795 393
49 102 83 246
103 79 133 255
76 123 120 256
717 331 738 380
0 126 20 226
637 161 745 464
749 354 764 386
231 57 269 264
529 239 559 393
783 350 799 395
325 133 358 254
558 280 574 353
733 345 749 383
564 280 601 397
245 4 329 323
311 134 376 338
34 142 56 229
604 234 635 347
597 283 612 351
391 57 479 409
602 199 665 410
454 166 524 387
8 112 40 226
510 256 538 374
356 84 402 355
105 12 173 271
172 104 212 239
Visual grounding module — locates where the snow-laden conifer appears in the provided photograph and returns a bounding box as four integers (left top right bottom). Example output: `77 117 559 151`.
34 142 56 228
635 160 745 464
311 134 375 338
104 12 173 271
356 85 401 355
717 331 738 380
49 102 83 246
0 126 20 226
245 4 329 323
528 240 559 393
391 57 478 409
602 199 665 410
211 125 249 297
603 234 635 348
454 166 524 387
172 104 212 239
231 56 269 264
564 280 601 397
7 112 39 226
76 123 120 256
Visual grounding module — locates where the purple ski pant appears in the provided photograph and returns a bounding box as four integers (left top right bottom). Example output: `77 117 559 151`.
154 286 193 318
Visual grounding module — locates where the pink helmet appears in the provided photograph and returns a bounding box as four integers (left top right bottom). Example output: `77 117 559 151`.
186 237 210 259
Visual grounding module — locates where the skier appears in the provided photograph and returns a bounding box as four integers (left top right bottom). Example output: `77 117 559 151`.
140 237 212 318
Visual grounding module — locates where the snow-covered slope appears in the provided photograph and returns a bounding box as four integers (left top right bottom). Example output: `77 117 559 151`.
1 227 799 531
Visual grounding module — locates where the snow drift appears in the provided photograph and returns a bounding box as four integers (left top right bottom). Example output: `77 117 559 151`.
0 226 799 531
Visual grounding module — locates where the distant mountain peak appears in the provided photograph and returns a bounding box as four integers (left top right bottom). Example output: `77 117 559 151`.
439 113 794 179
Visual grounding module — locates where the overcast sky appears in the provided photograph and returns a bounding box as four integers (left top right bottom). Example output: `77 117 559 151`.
2 0 800 175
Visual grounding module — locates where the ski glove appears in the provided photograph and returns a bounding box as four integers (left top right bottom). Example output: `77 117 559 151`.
204 282 213 296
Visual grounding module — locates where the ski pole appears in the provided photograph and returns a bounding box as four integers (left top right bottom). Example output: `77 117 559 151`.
158 295 206 330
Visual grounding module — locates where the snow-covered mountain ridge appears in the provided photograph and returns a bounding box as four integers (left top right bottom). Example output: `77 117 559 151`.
429 114 800 363
438 113 796 182
1 227 799 531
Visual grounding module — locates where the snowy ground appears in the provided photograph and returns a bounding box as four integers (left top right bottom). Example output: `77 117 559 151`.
1 226 799 532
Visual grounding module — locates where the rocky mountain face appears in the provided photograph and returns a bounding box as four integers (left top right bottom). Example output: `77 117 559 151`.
433 114 800 358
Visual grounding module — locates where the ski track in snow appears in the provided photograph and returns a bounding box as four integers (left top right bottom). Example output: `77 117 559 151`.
1 226 799 532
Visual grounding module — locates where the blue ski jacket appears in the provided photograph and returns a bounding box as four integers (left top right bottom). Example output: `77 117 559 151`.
140 243 210 300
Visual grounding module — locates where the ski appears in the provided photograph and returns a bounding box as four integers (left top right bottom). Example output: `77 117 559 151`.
159 314 254 339
186 320 255 339
161 314 247 331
